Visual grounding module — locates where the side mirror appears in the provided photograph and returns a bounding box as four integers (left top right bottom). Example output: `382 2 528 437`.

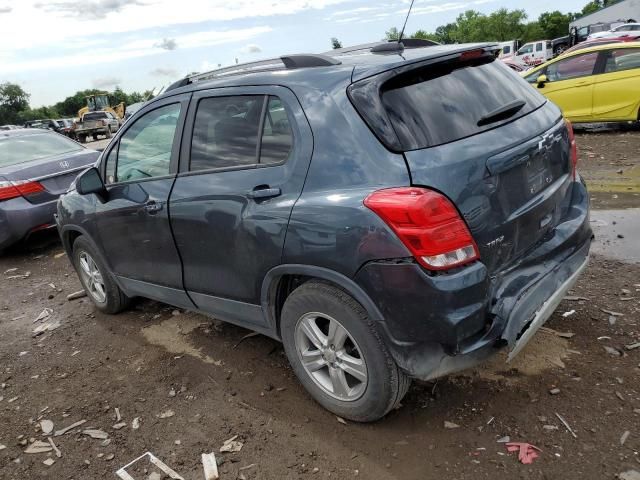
536 74 548 88
76 167 107 200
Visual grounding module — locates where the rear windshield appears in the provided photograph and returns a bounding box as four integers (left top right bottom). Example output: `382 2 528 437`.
84 112 107 120
381 58 546 149
0 133 83 167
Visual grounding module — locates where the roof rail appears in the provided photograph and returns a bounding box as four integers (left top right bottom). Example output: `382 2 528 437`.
165 54 342 92
326 38 439 56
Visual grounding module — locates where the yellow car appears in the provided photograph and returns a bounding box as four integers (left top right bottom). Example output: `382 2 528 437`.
522 42 640 123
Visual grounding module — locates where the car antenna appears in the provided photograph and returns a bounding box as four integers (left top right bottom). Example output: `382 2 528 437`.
397 0 415 44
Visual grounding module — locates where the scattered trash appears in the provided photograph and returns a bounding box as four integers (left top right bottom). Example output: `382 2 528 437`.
220 435 243 453
620 431 631 445
201 452 220 480
543 425 559 431
24 440 53 454
71 350 80 356
113 422 127 430
40 419 54 435
105 453 115 461
505 443 541 464
3 268 18 274
562 310 575 318
47 438 61 458
8 396 18 403
43 458 55 466
115 452 184 480
33 320 61 336
486 417 494 425
555 412 577 438
34 308 53 323
54 419 86 436
604 346 623 357
496 436 510 443
563 296 588 301
158 409 175 419
67 290 87 301
239 464 257 471
597 336 612 341
601 309 624 317
0 444 6 451
540 327 575 338
444 421 460 429
83 429 109 440
168 388 176 398
615 391 625 401
336 416 347 425
131 417 140 430
625 342 640 351
619 470 640 480
233 331 260 349
609 315 618 326
115 407 122 422
54 252 66 259
549 388 561 395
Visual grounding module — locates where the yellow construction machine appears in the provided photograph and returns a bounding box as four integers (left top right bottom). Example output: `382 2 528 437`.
77 93 125 121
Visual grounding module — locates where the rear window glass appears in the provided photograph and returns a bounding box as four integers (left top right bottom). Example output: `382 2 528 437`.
381 58 545 149
84 112 107 120
0 133 83 167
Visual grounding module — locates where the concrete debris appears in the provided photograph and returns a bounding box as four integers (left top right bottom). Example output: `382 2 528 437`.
220 435 243 453
43 458 55 466
113 422 127 430
620 431 631 445
549 388 561 395
158 409 175 419
604 346 623 357
616 391 625 401
543 425 559 431
54 419 86 436
115 407 122 421
619 470 640 480
0 444 6 451
625 342 640 351
33 320 61 336
34 308 53 323
149 473 162 480
562 310 576 318
444 421 460 429
67 290 87 301
496 436 510 443
168 388 176 398
609 315 618 325
202 452 220 480
131 417 140 430
82 429 108 440
48 437 61 458
24 440 53 454
40 419 54 435
105 453 115 461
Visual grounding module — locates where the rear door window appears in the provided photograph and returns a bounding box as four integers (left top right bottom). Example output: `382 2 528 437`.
603 48 640 73
260 96 293 165
380 58 545 149
546 52 598 81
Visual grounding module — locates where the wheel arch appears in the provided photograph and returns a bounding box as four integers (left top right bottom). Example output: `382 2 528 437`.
261 264 385 339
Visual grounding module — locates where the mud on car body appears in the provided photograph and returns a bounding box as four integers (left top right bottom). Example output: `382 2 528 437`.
56 40 592 422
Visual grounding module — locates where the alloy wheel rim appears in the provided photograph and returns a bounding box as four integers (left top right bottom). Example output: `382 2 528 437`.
78 251 106 303
294 312 368 402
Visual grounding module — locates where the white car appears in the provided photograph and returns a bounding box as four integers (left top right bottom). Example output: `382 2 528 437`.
588 23 640 40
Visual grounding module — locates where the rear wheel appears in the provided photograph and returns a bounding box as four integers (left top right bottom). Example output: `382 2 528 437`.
280 281 410 422
554 44 567 56
78 134 87 143
105 126 112 138
72 236 130 314
92 133 99 141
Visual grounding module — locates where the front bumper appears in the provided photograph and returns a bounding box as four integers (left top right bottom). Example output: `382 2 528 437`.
354 179 592 380
0 197 59 250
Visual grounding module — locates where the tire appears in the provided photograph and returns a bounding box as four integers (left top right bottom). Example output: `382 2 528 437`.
92 133 99 141
554 44 567 56
72 236 130 314
105 126 112 138
280 280 410 422
78 134 86 143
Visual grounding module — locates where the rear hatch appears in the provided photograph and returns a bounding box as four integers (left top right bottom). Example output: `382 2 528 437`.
0 132 99 204
349 48 574 273
80 112 107 130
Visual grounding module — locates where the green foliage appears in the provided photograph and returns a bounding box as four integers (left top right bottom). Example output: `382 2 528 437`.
385 27 400 41
0 82 30 125
331 37 343 49
412 29 441 42
538 11 574 39
581 0 603 15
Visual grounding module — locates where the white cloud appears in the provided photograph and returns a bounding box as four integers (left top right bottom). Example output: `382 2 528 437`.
0 6 12 13
150 67 179 77
155 38 178 50
92 76 122 88
37 0 145 19
240 43 262 54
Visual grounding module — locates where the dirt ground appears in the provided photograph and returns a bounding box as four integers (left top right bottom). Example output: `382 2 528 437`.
0 130 639 480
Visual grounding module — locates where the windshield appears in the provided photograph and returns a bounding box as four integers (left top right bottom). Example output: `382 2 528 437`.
0 133 83 167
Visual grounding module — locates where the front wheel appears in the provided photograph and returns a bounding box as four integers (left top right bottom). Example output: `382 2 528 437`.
554 44 567 56
72 236 130 314
105 126 112 138
280 281 410 422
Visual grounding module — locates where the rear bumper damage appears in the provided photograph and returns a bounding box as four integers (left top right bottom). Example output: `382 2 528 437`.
355 178 592 380
0 197 59 250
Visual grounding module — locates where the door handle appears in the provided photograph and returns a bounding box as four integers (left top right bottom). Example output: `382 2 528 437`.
247 186 281 200
144 201 163 213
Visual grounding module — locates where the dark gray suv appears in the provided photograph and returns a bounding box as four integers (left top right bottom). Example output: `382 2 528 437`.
56 41 592 422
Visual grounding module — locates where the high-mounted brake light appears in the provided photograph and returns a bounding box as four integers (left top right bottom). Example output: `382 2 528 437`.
0 180 45 201
565 119 578 180
460 49 484 61
364 187 479 271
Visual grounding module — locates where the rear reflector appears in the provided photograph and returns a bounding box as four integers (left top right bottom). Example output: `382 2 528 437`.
364 187 479 270
565 119 578 179
0 180 45 201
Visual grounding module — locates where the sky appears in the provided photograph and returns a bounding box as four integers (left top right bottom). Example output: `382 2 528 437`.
0 0 587 107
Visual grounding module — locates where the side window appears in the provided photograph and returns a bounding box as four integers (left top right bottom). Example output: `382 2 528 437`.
536 42 543 52
190 95 263 171
546 52 598 81
260 96 293 165
503 46 511 55
604 48 640 72
518 44 533 55
106 103 181 184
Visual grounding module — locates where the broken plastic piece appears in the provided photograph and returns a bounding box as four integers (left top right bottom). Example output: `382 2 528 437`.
505 443 541 464
115 452 184 480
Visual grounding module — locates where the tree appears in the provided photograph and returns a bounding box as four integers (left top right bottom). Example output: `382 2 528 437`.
0 82 30 125
385 27 400 41
581 0 603 16
435 23 457 43
331 37 343 49
487 8 527 41
538 11 574 39
411 29 440 42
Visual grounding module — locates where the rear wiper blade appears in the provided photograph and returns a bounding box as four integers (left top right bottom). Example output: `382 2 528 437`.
477 100 526 127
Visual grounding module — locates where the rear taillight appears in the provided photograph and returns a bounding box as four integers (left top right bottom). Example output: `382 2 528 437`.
364 187 479 271
565 119 578 180
0 180 45 201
